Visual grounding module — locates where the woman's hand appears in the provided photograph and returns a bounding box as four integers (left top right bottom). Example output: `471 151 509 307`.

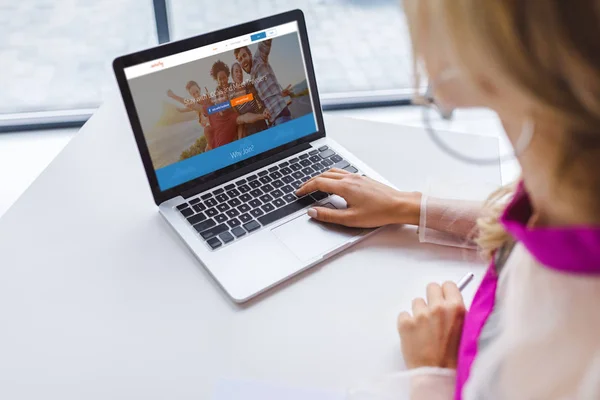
397 282 466 370
295 169 421 228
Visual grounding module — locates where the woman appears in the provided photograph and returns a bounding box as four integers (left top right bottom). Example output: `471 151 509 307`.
209 60 269 145
167 82 214 152
297 1 600 398
231 62 269 138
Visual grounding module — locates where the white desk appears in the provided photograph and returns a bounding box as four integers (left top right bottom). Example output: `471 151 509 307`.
0 94 500 399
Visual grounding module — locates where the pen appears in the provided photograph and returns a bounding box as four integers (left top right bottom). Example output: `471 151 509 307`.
457 272 475 291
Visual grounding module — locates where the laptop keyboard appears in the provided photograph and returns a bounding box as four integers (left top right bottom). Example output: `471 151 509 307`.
175 146 359 250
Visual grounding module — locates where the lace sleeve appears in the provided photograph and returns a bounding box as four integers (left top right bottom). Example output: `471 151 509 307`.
418 195 482 249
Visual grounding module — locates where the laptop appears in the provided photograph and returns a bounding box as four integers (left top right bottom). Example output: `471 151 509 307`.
113 9 393 303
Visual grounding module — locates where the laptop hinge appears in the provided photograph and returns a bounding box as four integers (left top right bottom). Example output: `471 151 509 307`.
180 142 312 199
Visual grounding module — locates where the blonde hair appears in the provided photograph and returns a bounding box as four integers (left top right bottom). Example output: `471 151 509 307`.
405 0 600 258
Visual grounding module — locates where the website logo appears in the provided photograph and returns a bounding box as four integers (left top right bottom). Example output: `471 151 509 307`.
151 61 164 69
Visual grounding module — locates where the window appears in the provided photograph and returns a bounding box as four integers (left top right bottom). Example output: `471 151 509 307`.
169 0 414 94
1 0 414 130
0 1 157 114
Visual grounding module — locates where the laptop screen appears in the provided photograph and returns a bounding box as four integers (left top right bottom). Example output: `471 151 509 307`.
124 21 318 191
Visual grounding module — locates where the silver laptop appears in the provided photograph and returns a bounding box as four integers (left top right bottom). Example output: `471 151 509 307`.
113 10 391 302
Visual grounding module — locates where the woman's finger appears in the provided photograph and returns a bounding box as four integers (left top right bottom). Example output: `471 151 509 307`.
441 281 463 303
328 167 351 174
426 282 444 307
411 297 428 316
302 171 348 187
307 206 354 225
295 177 347 197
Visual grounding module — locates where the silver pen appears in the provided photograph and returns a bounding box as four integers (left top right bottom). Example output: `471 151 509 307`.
457 272 475 291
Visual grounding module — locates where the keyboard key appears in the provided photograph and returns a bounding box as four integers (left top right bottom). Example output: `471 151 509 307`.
258 195 317 226
215 194 229 202
278 161 289 168
227 188 240 198
224 184 235 191
177 203 189 210
292 171 304 180
309 149 318 155
330 154 343 163
180 207 194 217
271 189 284 198
249 180 261 189
299 176 310 183
201 193 213 200
300 159 311 167
235 178 247 186
199 223 228 240
309 155 321 163
289 157 299 163
250 189 263 197
321 159 334 167
344 165 359 173
205 198 218 207
290 163 302 171
216 203 230 212
312 162 324 170
259 176 272 184
215 214 228 223
227 218 241 228
310 173 319 178
282 185 294 194
206 208 218 217
239 213 253 223
270 171 283 179
280 167 292 175
291 181 302 189
299 153 309 160
257 171 268 178
318 145 328 151
239 193 252 202
282 175 294 184
319 149 335 158
312 191 329 201
268 166 279 172
250 208 264 218
207 237 222 249
262 184 274 193
301 167 314 175
243 220 261 232
231 226 247 238
261 203 275 213
228 198 242 207
187 212 207 225
272 179 284 188
219 231 234 243
192 203 206 213
189 198 200 205
283 193 297 203
273 198 286 208
226 209 240 218
194 219 216 233
214 188 224 195
333 160 350 170
246 174 258 181
249 199 262 208
238 204 251 213
259 194 274 203
238 184 251 193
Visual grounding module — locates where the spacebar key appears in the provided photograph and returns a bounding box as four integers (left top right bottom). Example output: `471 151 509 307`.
258 195 316 226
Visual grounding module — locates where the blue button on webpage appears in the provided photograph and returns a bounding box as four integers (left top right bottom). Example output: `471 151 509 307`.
251 32 266 42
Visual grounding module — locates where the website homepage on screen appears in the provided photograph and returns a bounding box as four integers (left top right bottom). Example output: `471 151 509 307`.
125 22 317 191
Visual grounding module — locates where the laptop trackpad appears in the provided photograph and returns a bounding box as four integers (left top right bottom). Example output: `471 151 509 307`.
272 203 363 262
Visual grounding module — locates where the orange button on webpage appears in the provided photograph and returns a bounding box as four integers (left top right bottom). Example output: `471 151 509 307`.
230 93 253 107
